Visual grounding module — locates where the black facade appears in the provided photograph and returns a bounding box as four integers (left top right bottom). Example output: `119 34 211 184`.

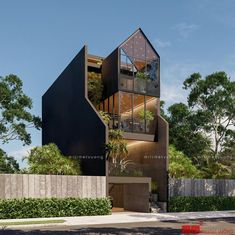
42 46 108 176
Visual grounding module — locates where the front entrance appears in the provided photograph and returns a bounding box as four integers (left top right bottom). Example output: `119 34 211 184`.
108 177 151 213
109 184 124 212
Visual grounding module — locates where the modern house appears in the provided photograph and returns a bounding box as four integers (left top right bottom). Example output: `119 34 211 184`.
42 28 168 212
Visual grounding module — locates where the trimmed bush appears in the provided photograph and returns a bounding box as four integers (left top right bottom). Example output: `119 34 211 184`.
0 197 111 219
169 196 235 212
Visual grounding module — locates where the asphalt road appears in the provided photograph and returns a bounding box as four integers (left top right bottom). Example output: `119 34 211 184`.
1 217 235 235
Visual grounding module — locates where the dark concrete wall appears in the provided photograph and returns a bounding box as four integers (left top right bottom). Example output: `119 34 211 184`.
42 46 108 176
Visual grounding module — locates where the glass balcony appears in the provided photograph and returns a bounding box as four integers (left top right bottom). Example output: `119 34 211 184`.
119 53 159 96
100 92 157 135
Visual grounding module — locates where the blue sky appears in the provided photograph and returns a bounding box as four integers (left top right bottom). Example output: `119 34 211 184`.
0 0 235 167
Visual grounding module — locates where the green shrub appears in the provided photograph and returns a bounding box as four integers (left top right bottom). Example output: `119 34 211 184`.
25 143 81 175
169 196 235 212
169 145 202 178
0 197 111 219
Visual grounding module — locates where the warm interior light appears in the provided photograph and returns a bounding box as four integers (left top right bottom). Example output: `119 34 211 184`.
127 141 146 148
121 97 157 116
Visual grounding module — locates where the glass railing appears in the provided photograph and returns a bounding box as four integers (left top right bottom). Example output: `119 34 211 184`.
119 73 158 96
119 115 156 135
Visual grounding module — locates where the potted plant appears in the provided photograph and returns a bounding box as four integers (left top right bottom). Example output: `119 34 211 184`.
135 71 150 93
138 109 154 131
136 71 151 80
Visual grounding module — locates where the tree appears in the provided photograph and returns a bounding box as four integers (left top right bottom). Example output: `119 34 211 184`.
198 154 231 179
166 71 235 178
218 139 235 178
160 100 168 120
183 71 235 157
25 143 81 175
167 102 211 162
0 74 41 146
169 145 202 178
0 149 20 173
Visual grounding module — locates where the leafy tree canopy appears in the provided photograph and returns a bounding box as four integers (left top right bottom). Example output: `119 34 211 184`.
164 71 235 178
24 143 81 175
0 74 41 146
183 71 235 157
0 149 20 173
166 102 211 161
169 145 202 178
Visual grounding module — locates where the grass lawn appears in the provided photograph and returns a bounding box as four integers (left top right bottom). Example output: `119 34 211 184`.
0 219 65 226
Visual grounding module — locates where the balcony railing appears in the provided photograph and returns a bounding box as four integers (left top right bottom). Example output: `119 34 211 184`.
108 114 156 135
119 73 158 96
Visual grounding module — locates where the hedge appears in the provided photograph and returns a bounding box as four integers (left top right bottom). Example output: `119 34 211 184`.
0 197 112 219
169 196 235 212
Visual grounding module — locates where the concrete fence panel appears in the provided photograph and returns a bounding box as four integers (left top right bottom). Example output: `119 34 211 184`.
169 179 235 197
0 174 106 199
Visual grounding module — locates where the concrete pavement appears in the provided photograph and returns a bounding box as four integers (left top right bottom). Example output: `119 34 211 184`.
1 210 235 229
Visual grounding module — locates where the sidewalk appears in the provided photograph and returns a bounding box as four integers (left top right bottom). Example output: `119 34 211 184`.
1 211 235 229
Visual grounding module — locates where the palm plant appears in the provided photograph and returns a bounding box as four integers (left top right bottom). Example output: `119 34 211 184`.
106 129 129 175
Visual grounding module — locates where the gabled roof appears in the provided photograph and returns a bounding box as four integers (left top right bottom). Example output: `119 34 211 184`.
118 28 160 60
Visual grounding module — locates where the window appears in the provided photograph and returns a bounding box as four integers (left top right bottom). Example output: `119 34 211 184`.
119 30 159 96
133 94 145 133
145 96 157 134
101 92 158 134
120 92 132 132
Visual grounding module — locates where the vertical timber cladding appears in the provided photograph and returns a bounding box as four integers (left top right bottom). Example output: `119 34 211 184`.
42 46 107 176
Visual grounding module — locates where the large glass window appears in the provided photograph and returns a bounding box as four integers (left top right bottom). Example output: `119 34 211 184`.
133 94 145 133
120 92 132 132
99 92 157 134
119 30 159 96
120 50 134 76
113 93 119 129
145 96 157 134
120 50 134 91
104 98 109 113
